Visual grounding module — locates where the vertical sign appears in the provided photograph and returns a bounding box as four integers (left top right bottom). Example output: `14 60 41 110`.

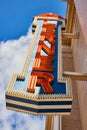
6 13 72 115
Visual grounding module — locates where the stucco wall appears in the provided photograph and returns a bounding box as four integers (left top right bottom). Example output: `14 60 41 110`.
74 0 87 45
72 15 87 130
62 45 81 130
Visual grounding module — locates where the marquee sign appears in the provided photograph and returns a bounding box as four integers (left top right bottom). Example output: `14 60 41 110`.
5 13 72 115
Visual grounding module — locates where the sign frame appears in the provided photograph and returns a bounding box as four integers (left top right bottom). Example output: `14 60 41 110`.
5 14 72 115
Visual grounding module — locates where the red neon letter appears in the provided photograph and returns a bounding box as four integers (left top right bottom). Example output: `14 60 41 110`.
33 55 54 72
27 72 54 94
36 41 55 55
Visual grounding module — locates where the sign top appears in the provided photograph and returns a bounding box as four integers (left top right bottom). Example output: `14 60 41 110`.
37 13 64 19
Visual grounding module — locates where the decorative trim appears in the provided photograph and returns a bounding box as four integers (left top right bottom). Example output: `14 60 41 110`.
58 25 72 97
62 33 80 39
63 71 87 80
6 103 71 115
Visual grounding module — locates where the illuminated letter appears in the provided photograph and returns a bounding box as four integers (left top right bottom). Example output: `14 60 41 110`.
37 41 55 55
41 23 56 45
33 55 54 72
27 72 54 94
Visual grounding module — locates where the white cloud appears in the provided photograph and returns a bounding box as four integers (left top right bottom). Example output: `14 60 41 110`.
0 26 45 130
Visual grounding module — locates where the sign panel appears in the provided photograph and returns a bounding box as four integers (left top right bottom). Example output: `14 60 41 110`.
5 13 72 115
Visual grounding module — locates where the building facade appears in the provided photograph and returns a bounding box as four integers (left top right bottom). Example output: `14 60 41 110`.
46 0 87 130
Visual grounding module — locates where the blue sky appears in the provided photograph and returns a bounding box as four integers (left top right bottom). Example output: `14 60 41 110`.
0 1 67 130
0 0 67 41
